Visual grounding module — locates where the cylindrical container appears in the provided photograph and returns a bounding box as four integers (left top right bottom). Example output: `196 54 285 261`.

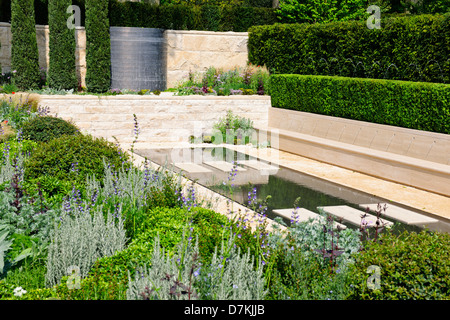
110 27 166 91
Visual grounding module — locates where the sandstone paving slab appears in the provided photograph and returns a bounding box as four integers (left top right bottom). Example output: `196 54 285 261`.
239 160 279 175
359 203 439 226
318 205 393 228
203 161 247 172
174 162 212 174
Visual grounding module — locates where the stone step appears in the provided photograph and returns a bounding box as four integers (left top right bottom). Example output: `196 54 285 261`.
318 205 393 228
239 160 279 175
359 203 439 226
203 161 247 172
272 208 347 230
174 162 212 174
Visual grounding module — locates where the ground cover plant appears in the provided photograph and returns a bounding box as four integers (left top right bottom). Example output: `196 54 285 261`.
0 96 449 301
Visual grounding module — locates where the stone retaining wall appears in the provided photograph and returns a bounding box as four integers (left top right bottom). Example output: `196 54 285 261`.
37 94 269 148
0 23 248 89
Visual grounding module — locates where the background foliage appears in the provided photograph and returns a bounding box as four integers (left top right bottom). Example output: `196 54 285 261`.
248 13 450 84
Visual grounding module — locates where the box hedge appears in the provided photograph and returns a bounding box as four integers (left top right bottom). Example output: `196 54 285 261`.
347 230 450 300
248 13 450 84
270 74 450 134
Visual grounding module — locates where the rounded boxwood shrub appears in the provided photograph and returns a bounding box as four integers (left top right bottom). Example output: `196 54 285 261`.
347 230 450 300
21 116 80 143
23 133 130 189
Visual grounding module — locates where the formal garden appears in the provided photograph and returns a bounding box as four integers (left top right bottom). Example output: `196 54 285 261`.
0 0 449 302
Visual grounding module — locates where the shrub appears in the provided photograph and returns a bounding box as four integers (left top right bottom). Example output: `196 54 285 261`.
248 13 450 84
270 74 450 134
85 0 111 93
24 133 130 190
347 230 450 300
127 231 266 300
10 0 41 90
45 203 127 288
21 115 80 143
47 0 78 90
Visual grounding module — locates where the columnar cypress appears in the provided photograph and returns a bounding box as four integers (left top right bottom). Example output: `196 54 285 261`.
85 0 111 93
48 0 78 90
10 0 41 90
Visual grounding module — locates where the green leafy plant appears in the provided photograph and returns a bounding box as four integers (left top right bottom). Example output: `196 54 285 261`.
24 133 131 191
212 110 254 145
21 115 80 143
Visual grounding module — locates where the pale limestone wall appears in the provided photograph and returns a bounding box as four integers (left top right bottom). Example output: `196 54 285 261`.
38 94 269 147
1 23 248 89
165 30 249 88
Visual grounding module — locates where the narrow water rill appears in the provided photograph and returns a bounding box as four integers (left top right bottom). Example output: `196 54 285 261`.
136 147 442 234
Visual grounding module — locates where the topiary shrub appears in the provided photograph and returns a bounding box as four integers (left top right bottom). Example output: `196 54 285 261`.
47 0 78 90
23 133 130 190
21 116 80 143
10 0 41 90
347 230 450 300
85 0 111 93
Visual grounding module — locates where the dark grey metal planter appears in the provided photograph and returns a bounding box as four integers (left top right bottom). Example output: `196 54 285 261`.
110 27 166 91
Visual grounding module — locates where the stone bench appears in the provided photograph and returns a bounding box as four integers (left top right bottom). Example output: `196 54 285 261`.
256 108 450 197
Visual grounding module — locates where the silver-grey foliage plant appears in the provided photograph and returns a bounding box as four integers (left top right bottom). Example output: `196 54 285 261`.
45 202 127 288
127 231 267 300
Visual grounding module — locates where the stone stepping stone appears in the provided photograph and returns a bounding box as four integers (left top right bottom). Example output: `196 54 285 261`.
174 162 212 173
359 203 438 226
273 208 347 229
318 205 393 228
239 160 279 175
203 161 247 172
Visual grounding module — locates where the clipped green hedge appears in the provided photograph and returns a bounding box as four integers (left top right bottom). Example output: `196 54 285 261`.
348 230 450 300
270 74 450 134
47 0 78 90
248 13 450 84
